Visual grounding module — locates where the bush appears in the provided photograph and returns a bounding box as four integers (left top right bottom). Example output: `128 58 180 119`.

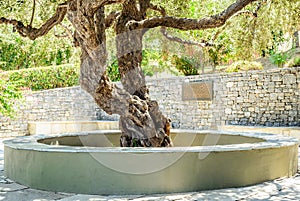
0 79 22 118
226 60 263 73
269 52 290 68
0 29 76 71
0 64 79 91
107 59 121 82
287 57 300 67
171 55 199 76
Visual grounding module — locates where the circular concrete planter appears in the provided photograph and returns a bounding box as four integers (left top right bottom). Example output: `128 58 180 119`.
4 130 298 195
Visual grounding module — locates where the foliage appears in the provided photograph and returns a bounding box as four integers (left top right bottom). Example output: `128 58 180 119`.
206 33 234 70
0 0 78 71
0 33 74 70
106 49 182 80
269 51 291 68
171 55 199 76
287 57 300 67
262 31 285 57
141 49 171 76
226 60 263 73
0 64 79 91
107 59 121 82
0 79 22 118
231 0 300 60
154 0 299 62
1 0 299 75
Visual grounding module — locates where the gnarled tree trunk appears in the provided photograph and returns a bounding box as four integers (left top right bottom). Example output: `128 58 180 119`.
68 0 172 147
115 1 172 147
0 0 259 147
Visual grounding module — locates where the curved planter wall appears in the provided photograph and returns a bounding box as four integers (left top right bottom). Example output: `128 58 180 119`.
4 130 298 195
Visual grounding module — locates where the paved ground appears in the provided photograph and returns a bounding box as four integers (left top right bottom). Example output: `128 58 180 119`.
0 138 299 201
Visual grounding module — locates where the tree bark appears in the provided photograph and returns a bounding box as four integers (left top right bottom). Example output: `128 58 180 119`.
67 0 172 147
128 0 258 30
115 0 172 147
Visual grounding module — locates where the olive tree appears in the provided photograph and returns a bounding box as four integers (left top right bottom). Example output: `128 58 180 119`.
1 0 260 147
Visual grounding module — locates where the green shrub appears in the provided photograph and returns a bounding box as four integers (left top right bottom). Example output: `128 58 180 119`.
226 60 263 73
0 64 79 91
107 59 121 82
269 52 290 68
287 57 300 67
171 55 199 76
0 30 76 71
0 79 22 118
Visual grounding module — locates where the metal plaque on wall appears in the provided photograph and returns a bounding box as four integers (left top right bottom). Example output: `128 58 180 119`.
182 81 213 101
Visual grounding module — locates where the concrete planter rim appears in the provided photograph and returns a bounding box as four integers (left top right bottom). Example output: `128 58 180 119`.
4 129 298 153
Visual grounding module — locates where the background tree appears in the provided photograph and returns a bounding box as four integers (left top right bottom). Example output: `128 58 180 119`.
0 0 79 70
146 0 299 69
1 0 293 147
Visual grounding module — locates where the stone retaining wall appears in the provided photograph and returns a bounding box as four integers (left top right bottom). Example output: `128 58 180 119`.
0 67 299 137
0 88 98 137
148 67 300 129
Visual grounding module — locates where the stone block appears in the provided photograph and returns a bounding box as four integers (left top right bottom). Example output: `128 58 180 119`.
225 108 232 114
50 122 66 134
226 82 234 88
245 112 251 117
283 74 297 85
64 123 81 132
272 75 282 82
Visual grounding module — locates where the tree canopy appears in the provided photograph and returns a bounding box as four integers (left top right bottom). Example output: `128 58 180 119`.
1 0 299 71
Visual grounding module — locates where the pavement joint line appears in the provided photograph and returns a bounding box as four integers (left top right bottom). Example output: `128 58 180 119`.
0 186 30 193
128 195 147 200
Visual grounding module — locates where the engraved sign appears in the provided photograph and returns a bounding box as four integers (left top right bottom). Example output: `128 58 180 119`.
182 81 213 101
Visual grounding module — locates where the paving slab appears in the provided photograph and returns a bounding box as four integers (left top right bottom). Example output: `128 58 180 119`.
59 194 143 201
0 188 68 201
0 182 28 192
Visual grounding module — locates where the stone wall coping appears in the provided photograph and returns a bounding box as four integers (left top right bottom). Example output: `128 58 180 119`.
221 125 300 130
28 120 118 124
27 86 81 94
26 67 300 94
220 125 300 140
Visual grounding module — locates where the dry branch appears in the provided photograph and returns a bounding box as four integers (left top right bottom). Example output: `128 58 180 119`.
128 0 258 30
0 3 67 40
160 28 212 48
87 0 125 16
149 3 211 47
105 11 121 28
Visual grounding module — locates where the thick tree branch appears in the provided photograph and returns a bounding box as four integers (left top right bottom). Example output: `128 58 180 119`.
149 3 210 47
161 28 212 48
138 0 151 17
105 11 121 28
86 0 125 16
128 0 258 30
149 3 166 16
149 3 257 48
54 23 73 39
0 3 67 40
212 10 257 41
